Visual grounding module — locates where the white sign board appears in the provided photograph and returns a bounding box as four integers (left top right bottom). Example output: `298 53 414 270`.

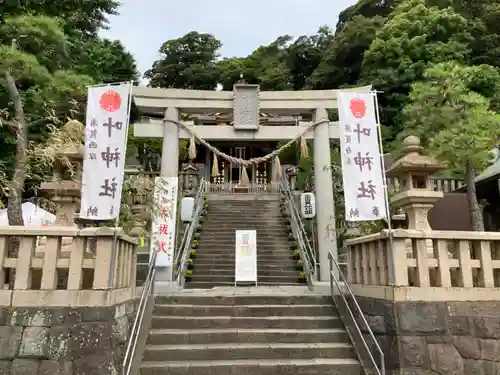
338 91 387 221
235 230 257 285
80 83 132 220
150 177 179 267
300 192 316 219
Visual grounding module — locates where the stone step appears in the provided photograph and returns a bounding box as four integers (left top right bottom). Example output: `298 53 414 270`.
198 241 291 246
190 265 299 272
152 304 335 317
196 244 293 249
192 260 296 267
142 342 356 362
199 232 290 237
147 328 350 345
199 228 288 233
150 315 344 330
194 252 295 258
203 215 283 220
201 218 286 223
156 294 331 305
188 275 304 283
199 244 296 252
208 201 281 204
140 358 361 375
184 281 305 288
206 209 281 214
188 270 300 278
208 204 281 208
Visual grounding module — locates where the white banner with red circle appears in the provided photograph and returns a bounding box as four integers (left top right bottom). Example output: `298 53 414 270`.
338 91 388 222
80 83 132 221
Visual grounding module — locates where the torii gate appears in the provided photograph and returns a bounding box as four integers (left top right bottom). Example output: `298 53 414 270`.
132 84 372 284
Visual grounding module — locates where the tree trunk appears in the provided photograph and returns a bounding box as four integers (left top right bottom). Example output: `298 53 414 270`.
5 70 27 228
4 68 27 289
466 158 484 231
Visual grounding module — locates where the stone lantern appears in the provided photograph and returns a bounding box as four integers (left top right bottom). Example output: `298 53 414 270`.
386 136 445 230
128 173 153 237
40 121 84 227
179 162 200 196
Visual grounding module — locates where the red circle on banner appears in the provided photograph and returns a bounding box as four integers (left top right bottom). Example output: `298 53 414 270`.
99 90 122 112
349 98 367 119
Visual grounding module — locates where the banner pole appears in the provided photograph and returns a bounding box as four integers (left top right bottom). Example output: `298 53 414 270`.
372 91 396 285
109 81 134 288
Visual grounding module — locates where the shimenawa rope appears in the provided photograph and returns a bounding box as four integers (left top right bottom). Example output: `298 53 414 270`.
171 118 330 167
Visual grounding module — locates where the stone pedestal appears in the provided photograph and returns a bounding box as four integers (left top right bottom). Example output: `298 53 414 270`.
386 135 446 259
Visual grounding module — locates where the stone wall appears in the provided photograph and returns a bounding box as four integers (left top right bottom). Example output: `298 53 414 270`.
355 296 500 375
0 300 137 375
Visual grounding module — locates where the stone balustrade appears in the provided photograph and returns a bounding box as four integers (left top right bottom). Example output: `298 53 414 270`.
345 229 500 375
0 226 137 307
346 229 500 301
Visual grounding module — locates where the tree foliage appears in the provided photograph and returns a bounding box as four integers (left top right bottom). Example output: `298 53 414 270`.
402 61 500 230
359 0 473 144
308 15 383 90
0 0 137 224
145 32 222 90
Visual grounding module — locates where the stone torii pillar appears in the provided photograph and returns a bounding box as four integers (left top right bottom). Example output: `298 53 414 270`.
313 108 337 281
156 107 180 287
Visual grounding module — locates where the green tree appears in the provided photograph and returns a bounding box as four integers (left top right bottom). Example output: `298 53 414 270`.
218 28 332 92
0 15 93 225
285 26 333 90
73 38 138 83
308 16 383 89
335 0 396 32
359 0 473 146
468 2 500 68
218 35 294 91
1 0 138 84
1 0 119 37
401 61 500 230
145 31 222 89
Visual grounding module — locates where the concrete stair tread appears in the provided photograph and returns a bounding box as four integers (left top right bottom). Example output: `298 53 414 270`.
141 358 360 367
189 271 300 274
154 304 332 309
194 252 294 255
192 261 297 265
150 328 344 334
152 315 339 321
185 281 305 288
189 275 302 280
145 342 352 350
189 270 298 275
141 358 359 367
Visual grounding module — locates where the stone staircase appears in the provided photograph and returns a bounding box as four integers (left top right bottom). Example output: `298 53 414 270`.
186 196 304 289
139 293 362 375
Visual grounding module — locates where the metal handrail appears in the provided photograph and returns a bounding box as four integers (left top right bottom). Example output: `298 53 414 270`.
328 251 385 375
122 248 157 375
175 179 206 286
279 181 317 281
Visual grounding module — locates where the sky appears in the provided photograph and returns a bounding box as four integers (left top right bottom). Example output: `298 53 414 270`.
101 0 357 78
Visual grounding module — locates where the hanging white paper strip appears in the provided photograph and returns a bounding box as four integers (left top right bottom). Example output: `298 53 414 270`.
338 91 387 222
